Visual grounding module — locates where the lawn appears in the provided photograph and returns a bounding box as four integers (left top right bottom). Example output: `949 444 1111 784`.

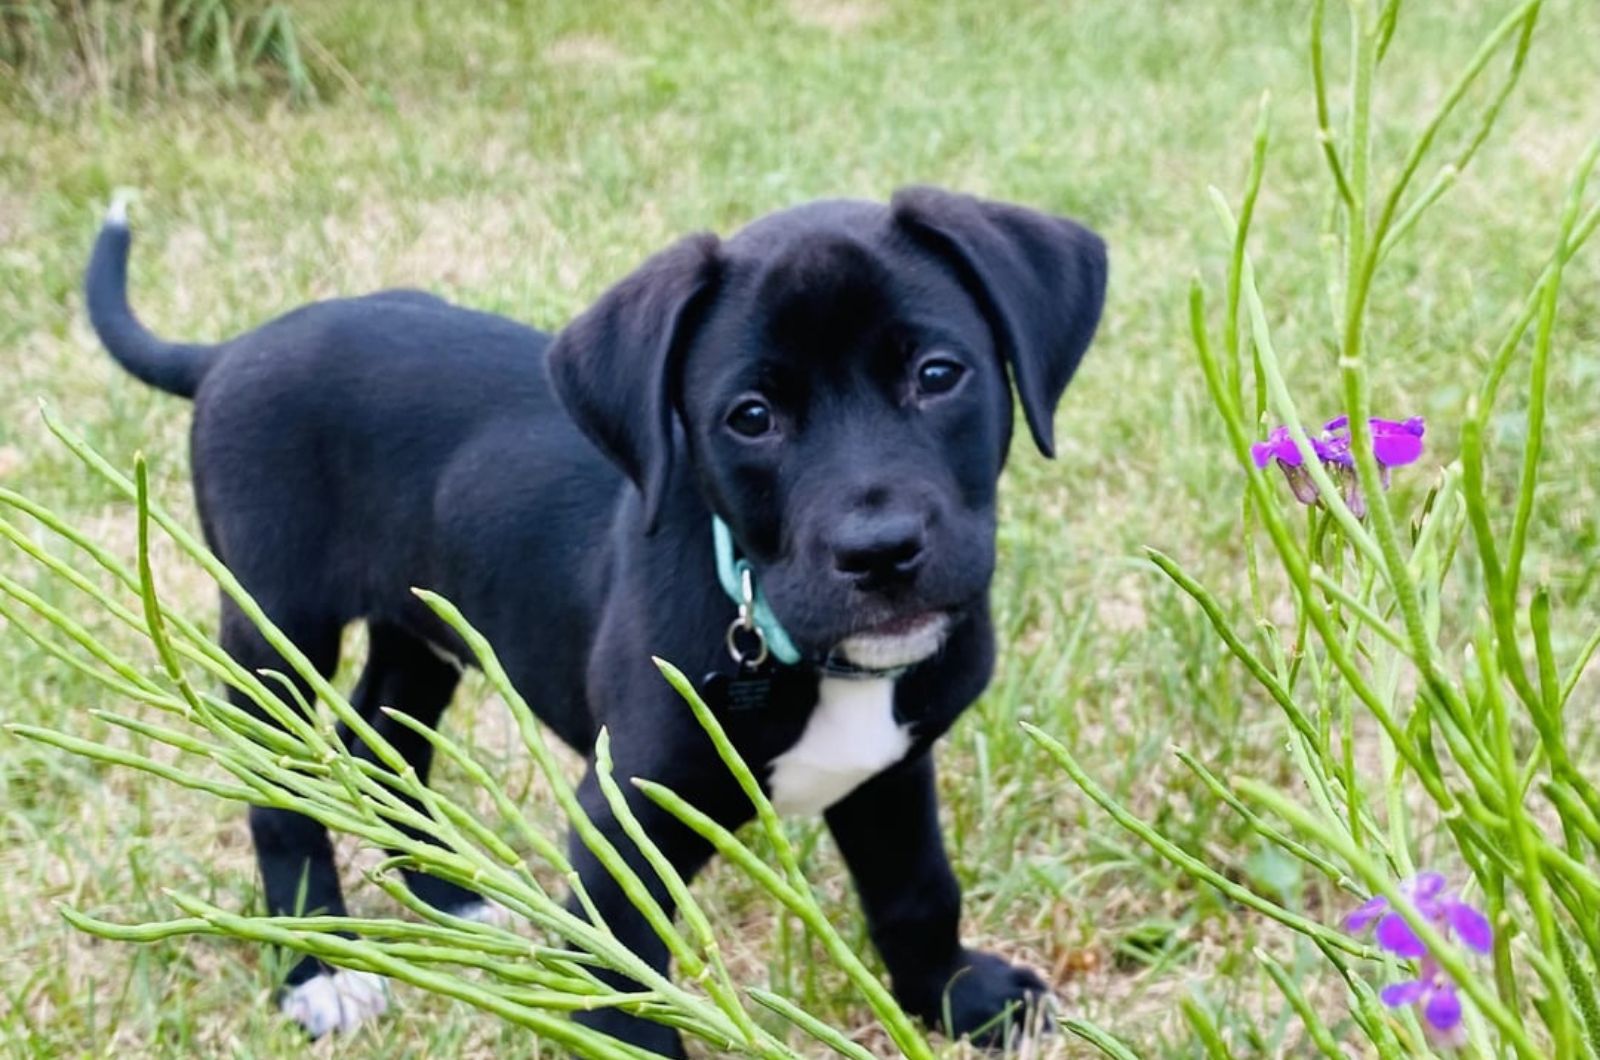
2 0 1598 1056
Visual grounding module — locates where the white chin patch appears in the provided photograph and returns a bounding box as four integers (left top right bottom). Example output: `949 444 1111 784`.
836 613 950 671
280 969 389 1037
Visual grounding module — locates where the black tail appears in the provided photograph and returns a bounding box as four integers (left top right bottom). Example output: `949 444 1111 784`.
85 207 216 399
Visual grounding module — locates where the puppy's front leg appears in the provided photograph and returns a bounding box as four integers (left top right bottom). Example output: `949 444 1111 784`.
826 752 1048 1046
564 762 725 1058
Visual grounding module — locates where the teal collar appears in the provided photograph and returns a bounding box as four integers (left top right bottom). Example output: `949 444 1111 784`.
712 517 802 666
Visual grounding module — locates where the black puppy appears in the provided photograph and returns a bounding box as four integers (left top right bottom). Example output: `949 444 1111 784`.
85 188 1106 1054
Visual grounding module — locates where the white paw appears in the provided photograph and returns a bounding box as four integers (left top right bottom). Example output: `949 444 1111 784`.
280 969 389 1037
452 898 520 930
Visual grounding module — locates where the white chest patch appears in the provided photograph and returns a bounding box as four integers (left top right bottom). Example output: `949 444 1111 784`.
767 677 910 816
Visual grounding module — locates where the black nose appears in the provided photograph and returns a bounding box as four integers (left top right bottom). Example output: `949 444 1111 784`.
831 514 926 587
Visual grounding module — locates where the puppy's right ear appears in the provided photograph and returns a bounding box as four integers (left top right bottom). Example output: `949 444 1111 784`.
547 234 721 533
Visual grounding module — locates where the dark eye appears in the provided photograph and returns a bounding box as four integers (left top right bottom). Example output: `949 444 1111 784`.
915 357 966 397
726 399 775 438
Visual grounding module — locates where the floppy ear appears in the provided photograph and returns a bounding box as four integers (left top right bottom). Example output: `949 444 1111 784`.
891 186 1108 457
547 234 721 533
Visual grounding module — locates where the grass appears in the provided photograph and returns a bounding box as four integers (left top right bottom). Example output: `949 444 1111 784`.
2 0 1599 1055
1 0 322 105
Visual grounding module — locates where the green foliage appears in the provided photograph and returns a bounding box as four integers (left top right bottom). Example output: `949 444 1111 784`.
1 0 322 104
2 410 935 1058
1038 0 1600 1055
3 0 1599 1056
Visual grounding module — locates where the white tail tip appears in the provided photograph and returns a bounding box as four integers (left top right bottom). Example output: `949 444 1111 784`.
106 187 138 227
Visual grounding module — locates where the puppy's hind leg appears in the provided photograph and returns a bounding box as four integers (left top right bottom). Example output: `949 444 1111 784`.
342 622 493 920
218 600 387 1036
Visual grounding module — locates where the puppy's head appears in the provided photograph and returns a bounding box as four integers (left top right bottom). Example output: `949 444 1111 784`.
549 187 1107 672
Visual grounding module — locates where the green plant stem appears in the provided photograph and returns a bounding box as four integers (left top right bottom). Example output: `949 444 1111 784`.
1505 138 1600 602
0 596 175 709
157 894 669 1060
747 991 877 1060
1308 565 1406 651
1309 0 1355 206
409 592 749 1035
632 778 933 1060
592 729 780 1058
1316 940 1407 1060
1258 950 1344 1058
1560 622 1600 711
1480 197 1600 416
7 722 254 801
1479 630 1575 1054
1173 748 1360 893
1146 549 1323 753
1220 92 1272 414
1192 280 1494 831
649 660 809 890
1237 781 1543 1060
1063 1019 1143 1060
0 568 166 695
1378 4 1537 261
1180 996 1238 1060
1368 1 1542 258
1023 723 1374 959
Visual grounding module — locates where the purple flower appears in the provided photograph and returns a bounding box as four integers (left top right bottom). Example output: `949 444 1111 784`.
1322 415 1427 477
1252 427 1312 468
1344 873 1491 1045
1381 968 1467 1049
1251 415 1425 515
1368 416 1427 468
1250 426 1324 504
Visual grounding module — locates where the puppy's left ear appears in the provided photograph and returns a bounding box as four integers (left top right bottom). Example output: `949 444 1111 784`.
547 233 722 533
892 186 1108 457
